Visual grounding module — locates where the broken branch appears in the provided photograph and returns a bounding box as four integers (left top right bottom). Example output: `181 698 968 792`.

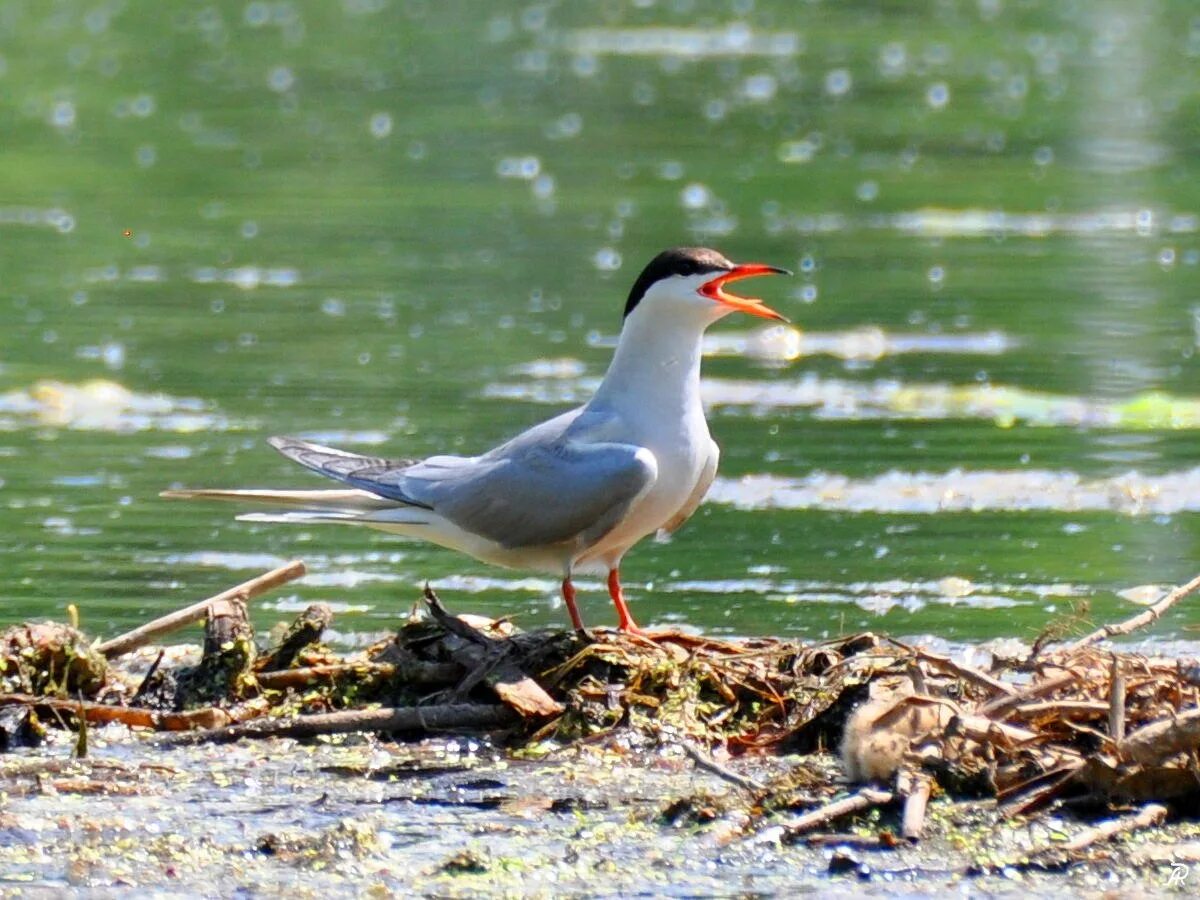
97 561 307 659
780 788 895 842
679 739 766 794
898 770 933 841
1065 572 1200 651
256 660 461 692
1119 706 1200 766
158 702 516 745
1060 803 1168 853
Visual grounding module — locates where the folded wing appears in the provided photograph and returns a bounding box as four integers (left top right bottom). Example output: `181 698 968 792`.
268 433 657 550
267 436 430 507
418 441 657 548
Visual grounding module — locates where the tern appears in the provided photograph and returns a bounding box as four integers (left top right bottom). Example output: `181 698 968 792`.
163 247 789 634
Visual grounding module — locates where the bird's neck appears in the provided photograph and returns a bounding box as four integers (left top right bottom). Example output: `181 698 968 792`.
589 306 712 420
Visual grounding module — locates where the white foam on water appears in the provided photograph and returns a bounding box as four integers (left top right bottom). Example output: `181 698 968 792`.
709 468 1200 515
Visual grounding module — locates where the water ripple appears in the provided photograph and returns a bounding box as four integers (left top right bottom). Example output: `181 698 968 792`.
562 26 800 59
710 468 1200 515
0 380 239 433
484 372 1200 429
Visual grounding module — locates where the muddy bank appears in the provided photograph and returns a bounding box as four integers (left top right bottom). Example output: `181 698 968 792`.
3 731 1198 895
4 562 1200 894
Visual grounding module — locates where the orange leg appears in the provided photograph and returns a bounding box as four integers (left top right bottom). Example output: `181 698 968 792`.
561 577 587 633
607 569 643 634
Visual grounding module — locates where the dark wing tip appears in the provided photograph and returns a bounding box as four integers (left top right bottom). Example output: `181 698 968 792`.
265 434 430 508
268 435 316 464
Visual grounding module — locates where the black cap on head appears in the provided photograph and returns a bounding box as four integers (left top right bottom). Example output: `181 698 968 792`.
623 247 733 319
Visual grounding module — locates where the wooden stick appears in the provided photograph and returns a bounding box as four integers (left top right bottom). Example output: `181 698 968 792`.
912 648 1016 697
679 739 766 794
256 660 462 691
257 603 332 672
898 770 933 841
0 694 229 731
1065 571 1200 651
1059 803 1167 853
423 585 563 718
952 712 1045 749
1119 706 1200 766
157 702 515 746
130 648 166 704
1128 841 1200 865
97 561 307 659
1008 700 1110 719
781 788 894 843
974 803 1168 873
976 671 1076 718
423 584 497 647
1109 655 1126 741
997 762 1085 818
803 833 901 850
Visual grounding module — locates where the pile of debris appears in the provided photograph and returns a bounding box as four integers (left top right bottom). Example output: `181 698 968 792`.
3 561 1200 867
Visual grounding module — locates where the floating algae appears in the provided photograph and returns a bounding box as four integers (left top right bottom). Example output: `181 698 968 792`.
708 466 1200 515
0 379 238 432
486 371 1200 429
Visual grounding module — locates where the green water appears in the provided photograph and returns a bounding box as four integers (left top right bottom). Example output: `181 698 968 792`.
3 0 1200 643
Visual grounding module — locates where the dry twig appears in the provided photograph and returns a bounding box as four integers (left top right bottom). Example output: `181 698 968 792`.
1119 706 1200 766
910 646 1016 698
803 832 901 850
976 671 1077 718
780 788 895 843
257 603 332 672
97 561 307 659
1066 572 1200 651
898 770 933 841
974 803 1168 874
997 762 1086 818
1058 803 1167 853
256 660 461 691
952 712 1049 751
1008 700 1110 720
679 739 766 794
423 586 563 718
1108 655 1126 742
158 703 516 746
0 694 229 731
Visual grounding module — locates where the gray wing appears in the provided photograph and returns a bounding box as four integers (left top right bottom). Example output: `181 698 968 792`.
268 436 430 508
269 409 657 549
268 410 590 507
418 438 657 549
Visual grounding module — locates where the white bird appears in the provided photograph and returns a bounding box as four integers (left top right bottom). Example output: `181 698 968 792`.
163 247 789 634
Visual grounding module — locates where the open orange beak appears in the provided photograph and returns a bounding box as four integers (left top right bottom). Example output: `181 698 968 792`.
698 263 791 321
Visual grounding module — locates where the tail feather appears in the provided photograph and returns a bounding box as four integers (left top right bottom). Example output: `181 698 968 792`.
268 435 430 509
237 506 434 527
237 510 364 524
160 488 395 512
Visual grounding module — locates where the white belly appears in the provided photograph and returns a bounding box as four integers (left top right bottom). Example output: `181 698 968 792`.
577 417 710 568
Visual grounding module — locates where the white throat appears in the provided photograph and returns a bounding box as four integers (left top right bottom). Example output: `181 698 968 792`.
588 298 720 420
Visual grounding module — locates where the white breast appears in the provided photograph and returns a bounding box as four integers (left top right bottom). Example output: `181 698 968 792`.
577 406 711 568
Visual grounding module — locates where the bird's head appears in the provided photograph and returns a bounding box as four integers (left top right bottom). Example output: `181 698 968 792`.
622 247 790 325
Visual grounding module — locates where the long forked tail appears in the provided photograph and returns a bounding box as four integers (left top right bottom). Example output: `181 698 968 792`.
161 435 428 525
160 488 395 511
161 487 419 527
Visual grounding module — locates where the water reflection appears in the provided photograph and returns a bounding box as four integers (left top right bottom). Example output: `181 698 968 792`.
1 0 1199 641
